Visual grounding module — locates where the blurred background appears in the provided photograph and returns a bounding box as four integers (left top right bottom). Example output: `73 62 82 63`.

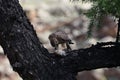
0 0 119 80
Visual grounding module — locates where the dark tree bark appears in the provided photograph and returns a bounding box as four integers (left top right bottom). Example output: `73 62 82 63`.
116 18 120 42
0 0 120 80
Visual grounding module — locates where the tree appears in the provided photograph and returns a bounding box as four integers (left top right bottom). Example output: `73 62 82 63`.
0 0 120 80
85 0 120 42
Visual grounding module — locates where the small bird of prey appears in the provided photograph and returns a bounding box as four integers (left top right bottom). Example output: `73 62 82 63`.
49 30 73 55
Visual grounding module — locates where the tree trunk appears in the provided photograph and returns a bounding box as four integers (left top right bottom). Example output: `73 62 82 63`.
0 0 120 80
0 0 77 80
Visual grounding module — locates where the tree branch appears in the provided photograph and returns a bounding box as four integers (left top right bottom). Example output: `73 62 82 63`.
116 18 120 42
60 42 120 73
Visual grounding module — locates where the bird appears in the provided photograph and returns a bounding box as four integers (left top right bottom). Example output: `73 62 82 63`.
49 30 74 53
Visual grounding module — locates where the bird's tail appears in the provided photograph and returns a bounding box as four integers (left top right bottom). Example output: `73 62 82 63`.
68 40 74 44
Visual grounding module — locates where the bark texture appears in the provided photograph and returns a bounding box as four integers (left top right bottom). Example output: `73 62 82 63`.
0 0 120 80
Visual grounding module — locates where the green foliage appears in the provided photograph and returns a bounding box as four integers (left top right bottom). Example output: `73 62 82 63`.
83 0 120 37
85 0 120 20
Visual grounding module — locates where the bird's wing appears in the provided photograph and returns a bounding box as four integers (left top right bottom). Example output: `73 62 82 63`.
55 31 70 41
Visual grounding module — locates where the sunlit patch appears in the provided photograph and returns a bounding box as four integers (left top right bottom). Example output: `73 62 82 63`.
101 45 115 48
